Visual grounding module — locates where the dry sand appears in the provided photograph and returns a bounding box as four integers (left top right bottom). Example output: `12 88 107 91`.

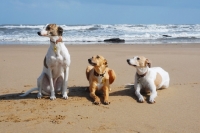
0 44 200 133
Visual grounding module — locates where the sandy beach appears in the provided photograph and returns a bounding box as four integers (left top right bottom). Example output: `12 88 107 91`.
0 44 200 133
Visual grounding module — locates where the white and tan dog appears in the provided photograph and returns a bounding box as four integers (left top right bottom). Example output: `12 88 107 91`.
20 24 70 100
86 55 116 105
127 56 169 103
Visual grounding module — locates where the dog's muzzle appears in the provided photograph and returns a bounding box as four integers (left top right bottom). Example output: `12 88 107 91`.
88 59 96 66
127 59 136 67
37 32 41 36
37 30 48 36
127 59 131 65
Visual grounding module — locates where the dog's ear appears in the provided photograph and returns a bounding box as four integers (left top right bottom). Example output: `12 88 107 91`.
57 26 63 36
104 59 108 67
145 59 151 68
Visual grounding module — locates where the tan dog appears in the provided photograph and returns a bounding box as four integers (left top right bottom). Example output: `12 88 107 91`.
86 55 116 105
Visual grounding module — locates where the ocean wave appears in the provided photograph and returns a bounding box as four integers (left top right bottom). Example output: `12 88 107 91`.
0 24 43 29
1 24 200 44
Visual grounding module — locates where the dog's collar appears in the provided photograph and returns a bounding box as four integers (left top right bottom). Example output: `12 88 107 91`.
137 71 148 84
137 71 147 78
50 37 62 44
94 70 106 77
50 37 62 53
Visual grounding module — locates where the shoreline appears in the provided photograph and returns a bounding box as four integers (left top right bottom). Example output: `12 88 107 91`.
1 42 200 46
0 44 200 132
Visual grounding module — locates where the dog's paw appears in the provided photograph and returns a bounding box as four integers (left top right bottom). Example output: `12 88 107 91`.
62 92 68 99
103 100 110 105
50 95 56 100
149 98 156 104
138 96 145 103
94 99 101 105
37 93 42 99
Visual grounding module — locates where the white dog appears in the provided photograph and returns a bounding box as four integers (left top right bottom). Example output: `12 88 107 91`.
20 24 70 100
127 56 170 103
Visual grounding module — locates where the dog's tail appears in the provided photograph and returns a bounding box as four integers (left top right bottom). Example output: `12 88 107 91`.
108 69 116 84
19 88 38 97
86 66 93 81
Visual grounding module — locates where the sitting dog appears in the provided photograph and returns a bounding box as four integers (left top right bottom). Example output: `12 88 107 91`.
20 24 70 100
127 56 170 103
86 55 116 105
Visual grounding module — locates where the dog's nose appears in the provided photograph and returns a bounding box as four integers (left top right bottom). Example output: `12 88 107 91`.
127 59 130 63
37 32 41 36
88 59 93 64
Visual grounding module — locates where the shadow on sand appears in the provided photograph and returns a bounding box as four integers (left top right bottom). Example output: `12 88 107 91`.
110 84 155 104
109 84 138 102
0 86 91 101
0 85 153 103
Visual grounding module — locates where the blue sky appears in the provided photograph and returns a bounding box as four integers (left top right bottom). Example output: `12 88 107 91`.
0 0 200 25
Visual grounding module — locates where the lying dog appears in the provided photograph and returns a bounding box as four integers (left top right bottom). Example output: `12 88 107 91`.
127 56 170 103
86 55 116 105
20 24 70 100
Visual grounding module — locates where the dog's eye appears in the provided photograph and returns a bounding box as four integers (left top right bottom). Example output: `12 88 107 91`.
96 55 100 59
137 57 140 60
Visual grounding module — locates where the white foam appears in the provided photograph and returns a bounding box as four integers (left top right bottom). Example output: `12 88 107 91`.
0 25 43 29
1 24 200 44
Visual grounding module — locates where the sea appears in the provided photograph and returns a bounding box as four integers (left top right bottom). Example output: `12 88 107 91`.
0 24 200 45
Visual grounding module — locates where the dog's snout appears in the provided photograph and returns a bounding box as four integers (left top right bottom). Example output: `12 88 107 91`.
88 59 91 63
127 59 132 65
37 32 41 36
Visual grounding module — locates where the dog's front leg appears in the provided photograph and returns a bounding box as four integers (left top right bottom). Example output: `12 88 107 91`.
62 67 69 99
89 85 100 105
37 74 43 99
149 84 157 103
135 83 144 102
102 86 110 105
48 69 56 100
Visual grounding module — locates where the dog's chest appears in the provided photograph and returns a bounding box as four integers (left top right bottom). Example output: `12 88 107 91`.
139 70 163 87
50 56 68 75
47 44 69 66
49 49 68 66
139 78 150 88
47 54 67 77
51 55 65 65
95 77 105 90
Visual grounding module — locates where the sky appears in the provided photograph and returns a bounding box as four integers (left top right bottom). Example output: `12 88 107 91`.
0 0 200 25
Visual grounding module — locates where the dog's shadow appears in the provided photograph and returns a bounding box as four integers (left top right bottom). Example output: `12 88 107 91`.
0 86 92 101
110 84 153 104
0 85 155 104
110 84 138 101
68 86 93 102
0 92 37 100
